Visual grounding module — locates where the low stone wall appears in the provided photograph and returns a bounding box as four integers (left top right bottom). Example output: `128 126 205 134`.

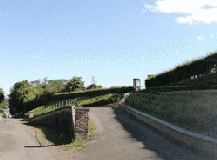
122 104 217 157
28 107 90 140
28 107 75 139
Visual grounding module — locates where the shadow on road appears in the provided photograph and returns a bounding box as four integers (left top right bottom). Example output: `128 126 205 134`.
23 122 72 146
24 145 55 148
112 106 215 160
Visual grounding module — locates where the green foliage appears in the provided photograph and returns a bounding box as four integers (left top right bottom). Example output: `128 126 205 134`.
53 86 134 101
65 76 85 92
0 98 8 109
0 88 4 103
86 84 102 90
88 119 96 137
31 93 121 116
9 80 38 114
145 51 217 88
9 78 70 114
0 113 3 121
125 91 217 137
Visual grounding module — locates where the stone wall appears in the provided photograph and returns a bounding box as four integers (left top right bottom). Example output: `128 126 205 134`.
28 106 90 140
28 107 75 140
74 108 90 139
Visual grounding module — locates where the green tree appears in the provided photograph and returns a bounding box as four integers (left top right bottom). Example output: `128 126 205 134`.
0 98 8 109
65 76 85 92
46 79 68 93
9 80 38 114
0 88 4 103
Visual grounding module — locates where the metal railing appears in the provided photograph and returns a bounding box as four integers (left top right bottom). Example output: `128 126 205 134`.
34 99 77 116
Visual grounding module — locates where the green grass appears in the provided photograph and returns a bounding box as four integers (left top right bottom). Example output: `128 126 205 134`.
30 93 122 116
167 72 217 87
125 91 217 138
88 119 96 137
0 113 3 121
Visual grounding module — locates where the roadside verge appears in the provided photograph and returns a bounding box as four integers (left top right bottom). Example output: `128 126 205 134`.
121 104 217 157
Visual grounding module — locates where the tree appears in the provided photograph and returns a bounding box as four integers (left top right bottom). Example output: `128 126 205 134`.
0 88 4 103
46 79 68 93
9 80 38 114
30 79 41 87
86 76 102 90
86 83 97 90
65 76 85 92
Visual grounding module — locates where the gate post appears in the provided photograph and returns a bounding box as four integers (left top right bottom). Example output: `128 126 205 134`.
74 107 90 139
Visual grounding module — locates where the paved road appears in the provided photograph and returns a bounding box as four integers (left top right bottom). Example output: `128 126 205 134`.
73 107 215 160
0 107 215 160
0 118 54 160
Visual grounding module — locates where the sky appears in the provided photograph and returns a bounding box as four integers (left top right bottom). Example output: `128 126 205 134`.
1 0 217 95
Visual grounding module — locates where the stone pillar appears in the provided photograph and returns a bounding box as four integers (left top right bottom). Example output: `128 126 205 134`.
74 108 90 139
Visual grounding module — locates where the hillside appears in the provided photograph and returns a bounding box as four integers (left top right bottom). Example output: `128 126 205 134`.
145 51 217 88
125 90 217 139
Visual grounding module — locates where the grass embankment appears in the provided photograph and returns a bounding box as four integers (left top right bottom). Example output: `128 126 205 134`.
125 91 217 138
29 118 96 151
30 93 122 116
168 72 217 87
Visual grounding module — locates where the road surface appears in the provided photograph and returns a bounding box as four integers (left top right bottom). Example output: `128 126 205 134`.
72 107 215 160
0 107 215 160
0 118 55 160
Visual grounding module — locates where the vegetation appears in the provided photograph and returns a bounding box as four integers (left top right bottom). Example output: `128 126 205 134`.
0 113 3 121
8 76 96 115
9 80 38 114
8 75 132 116
31 93 123 116
145 51 217 88
0 88 4 103
125 91 217 138
28 117 96 151
65 76 85 92
0 98 8 109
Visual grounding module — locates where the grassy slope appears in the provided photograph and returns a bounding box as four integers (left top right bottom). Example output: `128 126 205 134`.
30 93 122 116
167 72 217 87
125 91 217 138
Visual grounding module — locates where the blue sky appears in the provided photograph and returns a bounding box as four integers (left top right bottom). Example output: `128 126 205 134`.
1 0 217 95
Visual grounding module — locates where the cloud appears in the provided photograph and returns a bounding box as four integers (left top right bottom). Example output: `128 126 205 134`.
197 36 204 40
143 0 217 24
